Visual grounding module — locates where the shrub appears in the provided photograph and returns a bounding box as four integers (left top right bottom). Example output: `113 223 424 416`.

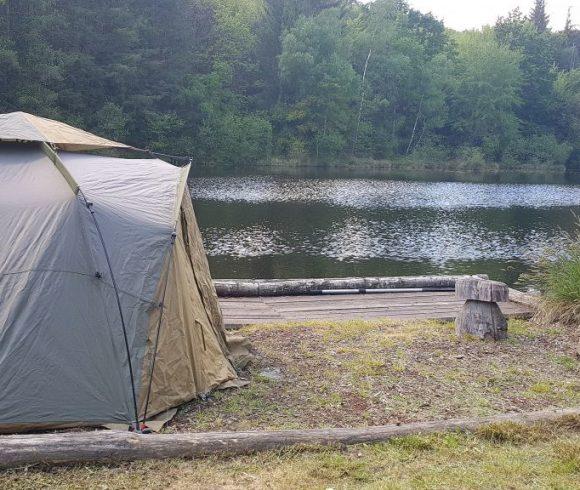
503 133 573 166
409 136 452 163
457 146 486 166
201 113 272 165
523 218 580 330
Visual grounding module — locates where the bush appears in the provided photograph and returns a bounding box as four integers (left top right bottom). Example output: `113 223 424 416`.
314 131 346 160
94 102 128 141
523 218 580 328
201 113 272 165
504 133 573 166
409 136 452 163
457 146 486 166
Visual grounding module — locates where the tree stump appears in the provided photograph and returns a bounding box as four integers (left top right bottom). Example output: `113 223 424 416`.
455 277 509 340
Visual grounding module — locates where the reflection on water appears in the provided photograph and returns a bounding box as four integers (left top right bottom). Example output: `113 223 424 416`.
192 176 580 209
190 173 580 286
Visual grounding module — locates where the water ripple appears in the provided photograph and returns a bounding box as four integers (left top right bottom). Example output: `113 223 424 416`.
203 216 568 266
190 176 580 210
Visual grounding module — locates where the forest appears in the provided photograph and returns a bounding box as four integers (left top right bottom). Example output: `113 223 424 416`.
0 0 578 169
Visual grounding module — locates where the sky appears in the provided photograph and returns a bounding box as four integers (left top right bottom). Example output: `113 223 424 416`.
405 1 577 31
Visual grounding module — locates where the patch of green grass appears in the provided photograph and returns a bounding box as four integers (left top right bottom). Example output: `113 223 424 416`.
242 318 450 344
312 391 342 409
551 354 579 371
344 355 386 377
310 452 373 482
522 219 580 326
529 382 554 395
389 434 436 452
553 440 580 475
171 317 578 434
476 421 549 444
356 381 372 399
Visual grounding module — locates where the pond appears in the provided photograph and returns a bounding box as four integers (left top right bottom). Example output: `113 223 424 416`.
189 167 580 287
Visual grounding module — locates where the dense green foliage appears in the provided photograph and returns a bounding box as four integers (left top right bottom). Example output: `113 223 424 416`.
0 0 578 167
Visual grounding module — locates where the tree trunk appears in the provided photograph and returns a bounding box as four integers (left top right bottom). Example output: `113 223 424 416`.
406 96 423 155
352 48 372 154
455 300 508 340
0 408 577 469
214 274 488 297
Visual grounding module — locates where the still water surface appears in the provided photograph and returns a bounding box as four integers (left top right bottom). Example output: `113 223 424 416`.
190 168 580 286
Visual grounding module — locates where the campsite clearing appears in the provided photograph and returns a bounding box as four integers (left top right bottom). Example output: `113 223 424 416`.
1 318 578 489
170 318 579 433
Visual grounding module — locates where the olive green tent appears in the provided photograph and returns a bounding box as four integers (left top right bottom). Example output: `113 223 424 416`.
0 112 244 432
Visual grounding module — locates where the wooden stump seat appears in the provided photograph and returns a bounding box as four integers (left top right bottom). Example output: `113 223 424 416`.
455 277 509 340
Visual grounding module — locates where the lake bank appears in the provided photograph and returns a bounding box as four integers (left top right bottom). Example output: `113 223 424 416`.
192 158 580 185
268 156 570 174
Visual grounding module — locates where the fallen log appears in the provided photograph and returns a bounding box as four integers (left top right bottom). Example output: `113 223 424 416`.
508 288 539 309
1 407 577 469
214 275 489 297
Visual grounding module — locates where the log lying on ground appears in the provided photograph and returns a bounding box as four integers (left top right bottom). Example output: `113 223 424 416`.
214 275 489 297
508 288 540 309
1 407 577 469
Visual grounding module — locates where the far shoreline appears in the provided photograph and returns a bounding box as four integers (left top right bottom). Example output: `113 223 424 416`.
264 156 572 174
191 157 580 184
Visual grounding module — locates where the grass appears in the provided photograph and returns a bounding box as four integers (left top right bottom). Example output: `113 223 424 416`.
169 318 579 433
2 418 579 489
2 318 579 488
522 218 580 327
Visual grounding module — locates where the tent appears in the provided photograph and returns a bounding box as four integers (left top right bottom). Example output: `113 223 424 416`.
0 112 243 432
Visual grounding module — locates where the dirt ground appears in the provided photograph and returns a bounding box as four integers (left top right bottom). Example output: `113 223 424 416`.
169 318 579 433
2 319 579 489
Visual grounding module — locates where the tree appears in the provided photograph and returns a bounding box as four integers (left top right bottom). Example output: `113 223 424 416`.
560 7 578 70
529 0 549 32
347 0 449 158
564 7 573 34
447 29 522 161
554 69 580 168
278 8 359 160
495 9 559 130
0 0 576 168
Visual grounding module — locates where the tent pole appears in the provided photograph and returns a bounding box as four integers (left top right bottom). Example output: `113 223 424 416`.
143 164 193 423
41 143 141 432
40 142 79 194
142 229 177 424
80 191 141 432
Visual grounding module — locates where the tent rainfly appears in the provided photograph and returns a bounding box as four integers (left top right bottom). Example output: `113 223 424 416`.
0 112 243 433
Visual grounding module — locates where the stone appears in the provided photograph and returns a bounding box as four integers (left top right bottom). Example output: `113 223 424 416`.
259 367 283 382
